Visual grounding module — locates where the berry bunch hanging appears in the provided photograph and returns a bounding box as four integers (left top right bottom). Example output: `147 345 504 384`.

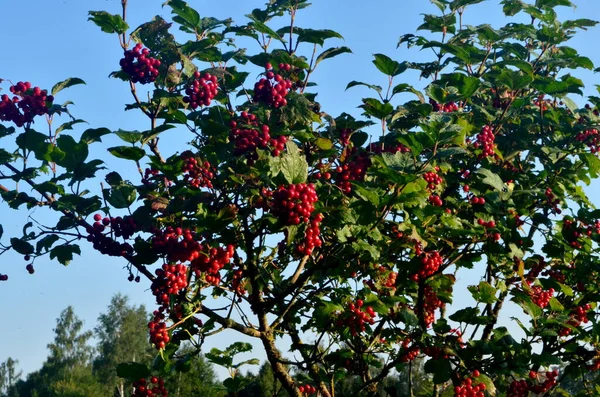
253 62 293 108
411 250 444 281
132 377 168 397
183 71 218 109
474 125 495 159
335 299 376 336
270 183 318 225
119 43 161 84
181 151 214 189
0 81 53 127
230 112 287 163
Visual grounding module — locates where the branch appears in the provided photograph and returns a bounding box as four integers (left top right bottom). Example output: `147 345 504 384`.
199 304 261 338
1 161 155 281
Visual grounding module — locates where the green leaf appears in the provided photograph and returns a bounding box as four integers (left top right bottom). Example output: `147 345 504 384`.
548 297 564 311
360 98 393 119
296 28 343 46
346 81 382 94
114 130 143 144
0 148 14 163
50 244 81 266
372 54 407 76
280 141 308 184
36 235 60 254
81 128 111 144
165 0 201 32
439 73 481 99
315 137 333 150
104 184 137 209
56 135 89 170
246 15 285 44
10 238 34 255
51 78 86 96
477 168 504 191
424 358 452 383
316 46 352 65
88 11 129 34
116 362 151 379
108 146 146 161
468 281 497 304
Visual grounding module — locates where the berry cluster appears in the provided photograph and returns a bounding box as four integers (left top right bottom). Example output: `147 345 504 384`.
151 227 202 263
507 380 529 397
422 286 443 327
428 194 443 207
334 150 371 194
0 274 8 281
151 263 189 307
477 218 496 228
297 213 324 256
230 112 287 163
0 82 53 127
454 371 486 397
253 63 293 108
470 196 486 205
430 98 459 112
545 188 561 214
474 125 495 159
132 377 168 397
531 286 554 308
231 266 246 295
411 250 443 281
26 264 35 274
93 214 138 239
336 299 376 336
298 384 317 395
190 244 235 285
339 128 352 146
119 43 161 84
400 338 420 362
148 309 169 349
423 171 443 190
529 369 558 394
181 151 214 189
576 128 600 153
86 214 135 257
183 71 218 109
271 183 318 225
560 303 593 336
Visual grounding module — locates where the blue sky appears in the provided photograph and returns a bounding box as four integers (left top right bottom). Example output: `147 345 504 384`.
1 0 600 381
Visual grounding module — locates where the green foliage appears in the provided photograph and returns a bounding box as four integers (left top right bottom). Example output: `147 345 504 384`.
4 0 600 396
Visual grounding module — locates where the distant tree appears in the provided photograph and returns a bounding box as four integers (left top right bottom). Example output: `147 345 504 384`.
238 363 289 397
46 306 94 373
93 294 153 396
7 306 98 397
164 345 224 397
0 358 22 397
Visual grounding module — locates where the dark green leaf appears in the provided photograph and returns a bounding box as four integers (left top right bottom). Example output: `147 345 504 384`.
51 78 86 96
108 146 146 161
316 46 352 65
116 362 151 379
88 11 129 34
10 238 34 255
50 244 81 266
36 235 60 254
372 54 407 77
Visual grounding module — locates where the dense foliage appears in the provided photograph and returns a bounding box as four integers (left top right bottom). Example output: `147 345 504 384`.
2 0 600 395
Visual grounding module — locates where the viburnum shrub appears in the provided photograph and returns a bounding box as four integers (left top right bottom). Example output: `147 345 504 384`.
3 0 600 396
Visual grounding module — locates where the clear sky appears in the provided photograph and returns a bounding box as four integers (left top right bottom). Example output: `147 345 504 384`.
1 0 600 381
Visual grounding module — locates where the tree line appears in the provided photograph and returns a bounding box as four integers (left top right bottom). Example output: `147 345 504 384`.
0 294 435 397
